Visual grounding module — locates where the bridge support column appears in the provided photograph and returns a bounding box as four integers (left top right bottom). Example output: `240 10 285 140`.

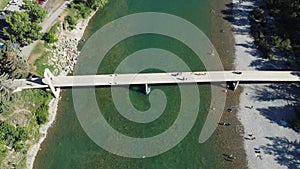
233 81 239 90
145 84 151 95
44 69 60 98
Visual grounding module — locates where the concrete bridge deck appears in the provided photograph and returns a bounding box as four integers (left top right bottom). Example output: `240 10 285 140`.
12 71 300 91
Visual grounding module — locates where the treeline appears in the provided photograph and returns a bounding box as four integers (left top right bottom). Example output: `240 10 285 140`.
249 0 300 130
264 0 300 57
0 1 53 162
64 0 109 30
249 0 300 60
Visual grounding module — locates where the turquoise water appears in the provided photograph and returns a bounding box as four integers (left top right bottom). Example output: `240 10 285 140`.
34 0 224 168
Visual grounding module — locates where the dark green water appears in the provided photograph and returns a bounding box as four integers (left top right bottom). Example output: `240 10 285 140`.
34 0 224 168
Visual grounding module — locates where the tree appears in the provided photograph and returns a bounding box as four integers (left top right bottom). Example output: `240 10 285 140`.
73 0 109 10
3 12 43 45
43 31 58 44
0 42 28 79
280 39 291 51
0 121 29 151
21 0 46 22
64 15 77 30
0 73 14 97
0 73 15 114
35 104 48 125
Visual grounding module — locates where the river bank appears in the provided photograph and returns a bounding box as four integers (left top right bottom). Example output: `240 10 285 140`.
210 0 247 168
26 10 98 169
233 0 300 169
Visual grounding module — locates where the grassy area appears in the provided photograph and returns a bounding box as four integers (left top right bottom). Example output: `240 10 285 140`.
0 89 53 168
49 22 60 33
0 0 9 10
34 51 55 77
0 147 8 165
28 41 56 77
31 41 45 55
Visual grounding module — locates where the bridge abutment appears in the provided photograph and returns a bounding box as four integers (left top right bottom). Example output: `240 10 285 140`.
43 69 60 98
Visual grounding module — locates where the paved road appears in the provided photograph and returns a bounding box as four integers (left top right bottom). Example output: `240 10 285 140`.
12 71 300 91
20 1 71 59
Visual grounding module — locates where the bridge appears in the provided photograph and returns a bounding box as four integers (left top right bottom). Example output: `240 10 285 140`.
11 69 300 98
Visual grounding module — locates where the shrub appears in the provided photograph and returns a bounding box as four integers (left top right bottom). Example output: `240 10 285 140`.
267 52 275 59
280 39 291 51
65 15 77 26
43 31 58 44
271 35 282 47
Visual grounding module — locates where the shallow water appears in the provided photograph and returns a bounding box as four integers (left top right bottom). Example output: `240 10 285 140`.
34 0 224 168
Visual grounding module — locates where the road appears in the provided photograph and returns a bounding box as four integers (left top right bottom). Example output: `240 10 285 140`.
20 0 71 59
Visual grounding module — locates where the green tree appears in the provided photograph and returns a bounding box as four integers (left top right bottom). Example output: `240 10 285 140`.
73 0 109 10
64 15 78 30
35 104 48 125
0 121 28 151
0 42 28 78
0 73 15 114
3 12 43 45
280 39 291 51
270 35 282 47
21 0 46 22
43 31 58 44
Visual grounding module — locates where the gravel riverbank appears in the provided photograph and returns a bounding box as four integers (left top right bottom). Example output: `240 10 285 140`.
233 0 300 168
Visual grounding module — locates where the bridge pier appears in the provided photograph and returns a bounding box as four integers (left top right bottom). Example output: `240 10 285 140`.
43 69 60 98
145 84 151 95
228 81 239 90
227 81 240 91
233 81 239 90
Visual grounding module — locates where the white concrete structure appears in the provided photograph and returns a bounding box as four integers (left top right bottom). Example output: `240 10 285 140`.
12 69 300 98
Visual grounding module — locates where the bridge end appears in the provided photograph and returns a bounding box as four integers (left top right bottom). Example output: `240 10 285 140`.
44 69 60 98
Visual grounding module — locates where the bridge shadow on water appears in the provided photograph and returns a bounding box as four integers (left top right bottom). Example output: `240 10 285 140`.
261 136 300 169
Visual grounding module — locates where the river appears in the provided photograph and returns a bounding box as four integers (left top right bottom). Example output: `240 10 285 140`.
34 0 225 168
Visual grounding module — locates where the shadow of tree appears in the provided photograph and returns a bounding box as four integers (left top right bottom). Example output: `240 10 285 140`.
222 0 263 62
256 105 298 129
0 19 9 40
222 0 299 70
252 83 300 102
252 82 300 131
223 0 300 132
261 136 300 169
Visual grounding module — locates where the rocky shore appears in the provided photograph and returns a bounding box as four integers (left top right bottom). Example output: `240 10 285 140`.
49 36 80 74
26 10 97 169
